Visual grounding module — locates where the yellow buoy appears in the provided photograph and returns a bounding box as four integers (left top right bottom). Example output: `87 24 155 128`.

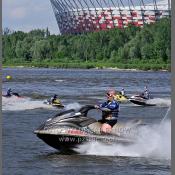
6 75 12 80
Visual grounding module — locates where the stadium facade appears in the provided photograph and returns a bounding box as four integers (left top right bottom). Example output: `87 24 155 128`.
50 0 171 35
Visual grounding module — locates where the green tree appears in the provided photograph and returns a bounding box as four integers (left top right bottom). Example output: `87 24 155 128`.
141 44 154 59
31 40 51 60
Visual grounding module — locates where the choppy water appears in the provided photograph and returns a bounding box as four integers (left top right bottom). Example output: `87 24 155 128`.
2 68 171 175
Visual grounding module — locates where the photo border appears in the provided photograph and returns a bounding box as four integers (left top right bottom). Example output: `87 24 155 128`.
0 0 173 174
0 0 2 174
171 0 175 173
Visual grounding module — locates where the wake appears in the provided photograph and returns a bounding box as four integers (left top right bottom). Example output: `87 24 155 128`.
2 96 53 111
2 96 81 111
147 98 171 107
75 120 171 160
76 121 171 160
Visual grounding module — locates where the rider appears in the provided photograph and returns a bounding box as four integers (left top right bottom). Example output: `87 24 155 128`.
95 89 120 134
143 86 150 99
50 94 58 104
120 88 125 96
6 88 12 97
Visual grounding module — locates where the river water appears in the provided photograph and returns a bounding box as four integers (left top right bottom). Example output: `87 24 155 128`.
2 68 171 175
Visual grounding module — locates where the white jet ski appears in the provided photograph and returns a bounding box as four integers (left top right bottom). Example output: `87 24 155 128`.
129 95 156 106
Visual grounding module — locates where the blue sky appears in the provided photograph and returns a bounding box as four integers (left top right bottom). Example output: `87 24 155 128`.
3 0 60 34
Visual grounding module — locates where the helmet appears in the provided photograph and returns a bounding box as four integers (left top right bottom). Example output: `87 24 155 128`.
8 88 12 91
53 94 58 98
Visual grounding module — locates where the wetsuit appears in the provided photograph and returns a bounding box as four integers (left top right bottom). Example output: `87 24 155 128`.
99 100 119 127
144 90 150 99
6 89 12 97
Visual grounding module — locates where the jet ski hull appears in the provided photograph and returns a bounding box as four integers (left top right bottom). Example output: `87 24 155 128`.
43 101 64 108
36 133 85 151
35 132 134 151
2 93 21 98
52 104 64 108
129 99 156 106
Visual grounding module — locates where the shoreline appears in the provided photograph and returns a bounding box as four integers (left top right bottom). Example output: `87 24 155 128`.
2 65 170 72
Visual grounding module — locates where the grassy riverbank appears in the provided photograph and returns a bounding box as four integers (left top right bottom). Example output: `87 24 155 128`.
3 58 170 71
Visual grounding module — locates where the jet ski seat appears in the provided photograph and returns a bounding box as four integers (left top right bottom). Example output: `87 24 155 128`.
88 122 102 134
88 122 126 136
88 119 142 136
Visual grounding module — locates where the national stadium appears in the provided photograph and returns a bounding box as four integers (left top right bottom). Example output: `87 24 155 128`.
50 0 171 35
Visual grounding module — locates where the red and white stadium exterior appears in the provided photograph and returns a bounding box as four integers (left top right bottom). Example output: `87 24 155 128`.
50 0 171 35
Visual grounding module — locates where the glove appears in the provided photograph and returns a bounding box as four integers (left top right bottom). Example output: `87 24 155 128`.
94 105 100 109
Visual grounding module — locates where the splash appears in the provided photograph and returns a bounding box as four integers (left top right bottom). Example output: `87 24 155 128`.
147 98 171 107
55 79 64 82
2 96 53 111
75 120 171 160
2 95 82 112
65 103 81 110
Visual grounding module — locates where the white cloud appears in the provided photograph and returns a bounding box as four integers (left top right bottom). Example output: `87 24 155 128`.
10 7 27 19
2 0 59 34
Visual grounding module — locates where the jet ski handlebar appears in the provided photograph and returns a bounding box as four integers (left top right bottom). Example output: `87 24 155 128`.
79 105 112 117
53 105 112 119
53 109 75 118
79 105 96 116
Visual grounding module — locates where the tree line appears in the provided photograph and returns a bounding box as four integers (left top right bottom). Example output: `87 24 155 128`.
2 18 170 70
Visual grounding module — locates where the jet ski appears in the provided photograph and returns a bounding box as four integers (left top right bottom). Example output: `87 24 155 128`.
114 94 128 103
43 98 64 108
2 92 21 98
34 105 142 151
129 95 156 106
